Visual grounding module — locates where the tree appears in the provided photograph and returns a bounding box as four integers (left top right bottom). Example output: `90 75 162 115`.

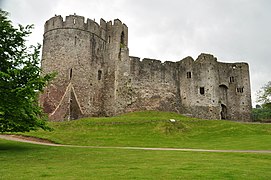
253 81 271 121
257 81 271 107
0 9 54 132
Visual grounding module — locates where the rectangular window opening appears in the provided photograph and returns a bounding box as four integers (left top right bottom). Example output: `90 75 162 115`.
230 76 235 83
200 87 205 95
187 72 192 78
237 87 244 93
98 70 102 80
69 68 73 80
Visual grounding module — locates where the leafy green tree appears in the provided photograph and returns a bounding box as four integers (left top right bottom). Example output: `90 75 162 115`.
0 9 53 132
253 81 271 121
257 81 271 107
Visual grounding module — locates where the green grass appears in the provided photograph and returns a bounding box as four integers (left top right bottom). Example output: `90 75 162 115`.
19 111 271 150
1 139 271 179
2 111 271 179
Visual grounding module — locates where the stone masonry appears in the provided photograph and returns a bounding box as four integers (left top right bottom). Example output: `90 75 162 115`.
40 14 252 121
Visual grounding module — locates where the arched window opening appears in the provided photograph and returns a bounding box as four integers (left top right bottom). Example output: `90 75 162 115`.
219 84 228 89
74 36 77 45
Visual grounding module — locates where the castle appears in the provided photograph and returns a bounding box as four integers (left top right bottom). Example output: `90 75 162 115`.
40 14 252 121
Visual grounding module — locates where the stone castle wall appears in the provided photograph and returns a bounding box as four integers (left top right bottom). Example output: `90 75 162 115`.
40 14 252 121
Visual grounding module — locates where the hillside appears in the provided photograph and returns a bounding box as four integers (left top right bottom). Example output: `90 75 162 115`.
21 111 271 150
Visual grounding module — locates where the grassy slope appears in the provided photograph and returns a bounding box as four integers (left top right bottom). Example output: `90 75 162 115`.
1 139 271 179
21 111 271 150
2 111 271 179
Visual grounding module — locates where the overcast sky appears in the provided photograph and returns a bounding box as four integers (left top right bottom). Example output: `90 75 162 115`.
2 0 271 106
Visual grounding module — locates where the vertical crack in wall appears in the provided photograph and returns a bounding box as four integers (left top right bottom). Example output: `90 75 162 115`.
175 65 182 113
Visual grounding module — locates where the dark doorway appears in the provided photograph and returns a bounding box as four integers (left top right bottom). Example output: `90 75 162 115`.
70 90 81 120
221 104 227 120
219 84 228 104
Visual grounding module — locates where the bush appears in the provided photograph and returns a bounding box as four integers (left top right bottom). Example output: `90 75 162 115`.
252 107 271 122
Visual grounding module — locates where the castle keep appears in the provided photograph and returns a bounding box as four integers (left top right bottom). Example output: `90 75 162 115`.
40 14 252 121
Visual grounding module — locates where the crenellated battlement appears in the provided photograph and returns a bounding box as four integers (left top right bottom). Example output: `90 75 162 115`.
44 15 127 41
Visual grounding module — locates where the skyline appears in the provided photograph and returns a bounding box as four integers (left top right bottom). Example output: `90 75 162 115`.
2 0 271 106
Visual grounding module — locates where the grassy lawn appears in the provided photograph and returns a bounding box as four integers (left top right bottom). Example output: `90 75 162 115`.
1 138 271 179
19 111 271 150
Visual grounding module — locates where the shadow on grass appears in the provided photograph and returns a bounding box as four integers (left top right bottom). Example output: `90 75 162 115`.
0 140 43 152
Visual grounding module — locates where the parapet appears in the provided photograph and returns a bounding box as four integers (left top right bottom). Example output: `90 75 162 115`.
106 18 128 33
44 15 129 41
44 15 110 41
114 19 122 26
195 53 217 63
130 56 140 62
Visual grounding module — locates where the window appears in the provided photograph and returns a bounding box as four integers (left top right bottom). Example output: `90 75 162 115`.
229 76 234 83
236 87 244 93
187 72 192 78
74 36 77 45
200 87 205 95
108 36 111 43
69 68 73 80
98 70 102 80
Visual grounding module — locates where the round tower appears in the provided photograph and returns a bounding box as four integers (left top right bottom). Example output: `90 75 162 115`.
41 15 107 121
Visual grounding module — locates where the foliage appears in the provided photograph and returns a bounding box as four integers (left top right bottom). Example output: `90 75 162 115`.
120 43 125 49
252 107 271 122
254 81 271 121
22 111 271 150
0 9 53 132
257 81 271 105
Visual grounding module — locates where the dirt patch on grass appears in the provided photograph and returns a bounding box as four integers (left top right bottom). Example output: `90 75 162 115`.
0 134 59 145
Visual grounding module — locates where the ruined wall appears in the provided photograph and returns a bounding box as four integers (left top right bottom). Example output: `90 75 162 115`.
125 53 252 121
127 57 181 113
41 14 252 122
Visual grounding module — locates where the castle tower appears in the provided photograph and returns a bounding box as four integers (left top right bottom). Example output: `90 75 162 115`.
102 19 130 116
40 15 130 121
41 15 107 120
